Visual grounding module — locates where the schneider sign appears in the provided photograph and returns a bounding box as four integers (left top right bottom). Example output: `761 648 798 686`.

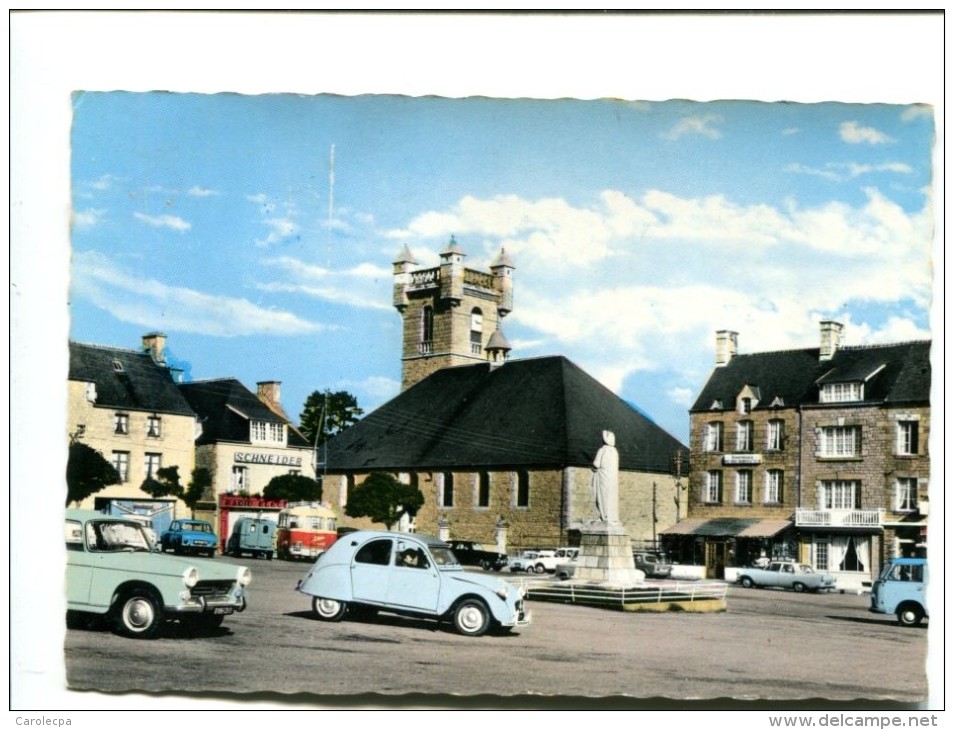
234 452 303 467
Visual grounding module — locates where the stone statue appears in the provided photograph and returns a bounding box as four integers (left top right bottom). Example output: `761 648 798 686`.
591 430 620 522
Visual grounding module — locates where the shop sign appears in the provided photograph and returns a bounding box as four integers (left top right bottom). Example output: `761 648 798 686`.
723 453 762 465
234 452 303 467
219 494 287 509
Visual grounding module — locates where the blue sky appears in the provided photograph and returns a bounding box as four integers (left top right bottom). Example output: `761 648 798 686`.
68 93 935 444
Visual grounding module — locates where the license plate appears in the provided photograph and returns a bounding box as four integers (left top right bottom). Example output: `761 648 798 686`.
213 607 233 615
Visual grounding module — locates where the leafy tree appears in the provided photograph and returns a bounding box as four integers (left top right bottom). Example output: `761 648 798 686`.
141 465 183 499
344 472 424 530
66 442 120 506
263 473 322 503
299 389 364 446
183 467 212 512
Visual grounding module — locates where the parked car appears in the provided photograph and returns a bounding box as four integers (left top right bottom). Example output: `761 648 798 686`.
160 518 218 557
508 550 540 572
296 530 531 637
870 557 928 626
226 517 275 560
446 540 509 571
65 509 251 638
632 551 673 579
736 561 836 592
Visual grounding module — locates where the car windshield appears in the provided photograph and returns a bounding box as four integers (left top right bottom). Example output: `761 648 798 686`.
87 521 152 552
429 547 461 567
185 522 212 533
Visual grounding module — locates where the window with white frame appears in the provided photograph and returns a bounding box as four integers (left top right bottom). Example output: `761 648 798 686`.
736 421 754 452
703 470 722 503
114 412 129 435
146 415 161 438
895 420 919 456
111 451 130 482
735 470 753 504
470 308 483 355
250 420 267 442
764 469 783 503
820 480 860 510
231 465 248 492
895 477 918 512
766 419 784 450
818 426 860 457
144 452 161 479
267 421 285 443
819 382 863 403
812 540 830 571
704 422 723 452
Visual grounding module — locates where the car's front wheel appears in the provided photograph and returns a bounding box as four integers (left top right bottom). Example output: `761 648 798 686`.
897 604 924 627
453 598 491 637
740 576 755 588
114 588 162 639
792 582 806 593
312 596 347 621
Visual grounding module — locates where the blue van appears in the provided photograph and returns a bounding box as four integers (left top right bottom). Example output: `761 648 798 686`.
869 557 928 626
226 517 275 560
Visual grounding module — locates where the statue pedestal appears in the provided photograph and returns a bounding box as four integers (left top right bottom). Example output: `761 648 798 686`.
573 522 644 587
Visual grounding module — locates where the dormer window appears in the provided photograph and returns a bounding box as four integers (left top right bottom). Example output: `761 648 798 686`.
820 382 863 403
112 359 124 373
737 385 760 413
710 400 723 410
739 397 752 414
250 419 287 445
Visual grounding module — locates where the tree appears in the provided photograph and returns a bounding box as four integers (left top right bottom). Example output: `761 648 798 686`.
183 467 212 512
66 442 121 506
299 389 364 447
344 472 424 530
263 473 323 503
141 465 183 499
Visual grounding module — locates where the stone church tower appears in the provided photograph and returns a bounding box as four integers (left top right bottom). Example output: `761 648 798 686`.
393 236 514 391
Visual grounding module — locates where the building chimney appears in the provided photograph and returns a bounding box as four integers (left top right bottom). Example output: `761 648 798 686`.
819 320 843 361
257 381 282 408
142 332 167 365
715 330 738 367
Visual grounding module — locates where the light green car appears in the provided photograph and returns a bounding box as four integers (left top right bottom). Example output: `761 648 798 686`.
66 508 251 639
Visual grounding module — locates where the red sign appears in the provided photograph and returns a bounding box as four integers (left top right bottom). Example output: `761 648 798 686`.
218 495 287 509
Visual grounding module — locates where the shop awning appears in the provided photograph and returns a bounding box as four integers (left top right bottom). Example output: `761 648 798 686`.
658 518 792 538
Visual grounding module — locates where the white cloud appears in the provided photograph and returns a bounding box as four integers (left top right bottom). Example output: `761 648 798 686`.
255 217 299 247
840 120 893 145
259 256 392 310
901 105 933 122
72 208 106 229
188 186 219 197
782 127 800 136
133 212 191 232
667 387 695 408
661 114 723 141
72 250 324 336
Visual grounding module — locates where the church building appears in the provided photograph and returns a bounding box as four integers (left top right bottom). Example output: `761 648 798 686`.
321 238 688 551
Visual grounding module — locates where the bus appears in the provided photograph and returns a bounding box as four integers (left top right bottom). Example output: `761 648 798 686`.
276 502 338 561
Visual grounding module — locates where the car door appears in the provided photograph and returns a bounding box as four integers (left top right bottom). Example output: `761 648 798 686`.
65 519 93 607
350 537 393 605
386 541 441 614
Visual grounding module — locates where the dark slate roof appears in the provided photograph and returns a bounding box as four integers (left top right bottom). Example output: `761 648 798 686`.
178 378 310 448
691 340 931 413
323 356 687 473
69 341 196 416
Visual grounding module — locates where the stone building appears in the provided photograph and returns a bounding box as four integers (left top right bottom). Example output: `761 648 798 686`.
321 237 688 550
394 236 514 391
663 322 931 590
66 333 197 534
177 378 315 549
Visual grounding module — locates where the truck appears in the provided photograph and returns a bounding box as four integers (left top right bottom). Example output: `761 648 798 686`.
226 516 276 560
870 557 928 626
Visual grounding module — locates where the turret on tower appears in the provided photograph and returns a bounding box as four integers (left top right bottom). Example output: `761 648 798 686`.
396 237 515 391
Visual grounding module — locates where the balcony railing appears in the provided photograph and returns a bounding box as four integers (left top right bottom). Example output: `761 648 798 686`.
795 508 884 528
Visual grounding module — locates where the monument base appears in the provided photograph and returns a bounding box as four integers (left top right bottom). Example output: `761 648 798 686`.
572 521 644 587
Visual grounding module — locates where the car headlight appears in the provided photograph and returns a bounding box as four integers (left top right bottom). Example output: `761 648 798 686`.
182 567 199 588
237 566 252 586
495 585 509 599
